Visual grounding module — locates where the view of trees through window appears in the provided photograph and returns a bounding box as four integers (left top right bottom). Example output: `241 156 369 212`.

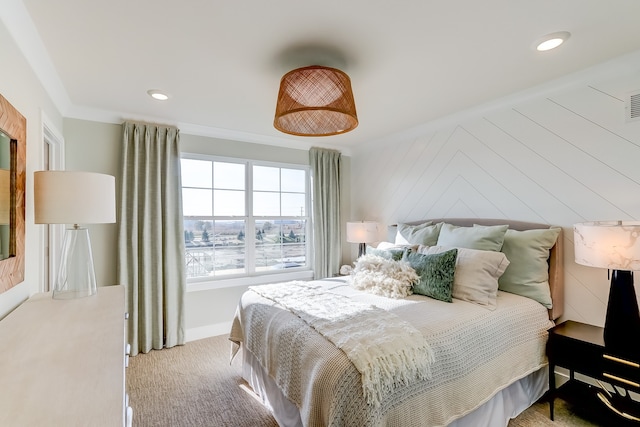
181 157 309 280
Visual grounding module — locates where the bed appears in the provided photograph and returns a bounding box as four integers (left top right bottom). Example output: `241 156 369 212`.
229 218 564 427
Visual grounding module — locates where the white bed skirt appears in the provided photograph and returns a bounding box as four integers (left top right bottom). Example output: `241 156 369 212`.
242 348 549 427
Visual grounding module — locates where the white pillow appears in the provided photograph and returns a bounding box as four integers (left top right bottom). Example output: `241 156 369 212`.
421 245 510 310
376 241 403 250
375 241 418 253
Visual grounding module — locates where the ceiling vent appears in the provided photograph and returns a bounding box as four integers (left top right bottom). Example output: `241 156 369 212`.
626 91 640 122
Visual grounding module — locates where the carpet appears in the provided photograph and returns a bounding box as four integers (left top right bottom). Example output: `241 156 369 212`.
127 334 607 427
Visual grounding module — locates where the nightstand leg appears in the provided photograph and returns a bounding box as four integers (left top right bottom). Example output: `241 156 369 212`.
549 363 556 421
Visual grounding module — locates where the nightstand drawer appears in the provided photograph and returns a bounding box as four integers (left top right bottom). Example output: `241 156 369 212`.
548 335 604 377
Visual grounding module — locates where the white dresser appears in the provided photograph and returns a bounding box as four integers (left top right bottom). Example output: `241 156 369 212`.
0 285 130 426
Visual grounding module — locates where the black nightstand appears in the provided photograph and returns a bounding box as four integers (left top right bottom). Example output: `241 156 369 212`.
547 320 640 423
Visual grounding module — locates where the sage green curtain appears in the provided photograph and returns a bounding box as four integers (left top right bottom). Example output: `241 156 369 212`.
118 122 186 356
309 147 341 279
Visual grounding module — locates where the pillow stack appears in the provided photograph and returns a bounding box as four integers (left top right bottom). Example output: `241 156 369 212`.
352 247 458 303
375 221 561 309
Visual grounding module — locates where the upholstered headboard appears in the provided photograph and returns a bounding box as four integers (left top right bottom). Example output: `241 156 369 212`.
387 218 564 320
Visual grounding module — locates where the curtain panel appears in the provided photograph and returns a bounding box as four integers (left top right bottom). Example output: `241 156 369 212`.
309 147 342 279
118 122 186 356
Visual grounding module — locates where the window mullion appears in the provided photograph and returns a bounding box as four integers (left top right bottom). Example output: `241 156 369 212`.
245 161 255 274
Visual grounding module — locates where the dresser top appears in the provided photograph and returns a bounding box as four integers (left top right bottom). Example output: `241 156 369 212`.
0 285 125 426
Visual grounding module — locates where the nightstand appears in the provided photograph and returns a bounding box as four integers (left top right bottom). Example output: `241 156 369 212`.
547 320 640 423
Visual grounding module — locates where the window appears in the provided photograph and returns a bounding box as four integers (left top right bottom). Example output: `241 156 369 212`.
181 155 310 283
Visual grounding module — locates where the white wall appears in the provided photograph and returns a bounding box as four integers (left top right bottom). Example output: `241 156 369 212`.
64 119 120 287
349 62 640 327
0 19 64 318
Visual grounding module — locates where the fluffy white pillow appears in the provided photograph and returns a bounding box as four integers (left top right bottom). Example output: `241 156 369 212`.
420 245 510 310
351 254 418 299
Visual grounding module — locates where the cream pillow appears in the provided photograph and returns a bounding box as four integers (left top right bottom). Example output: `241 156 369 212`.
422 245 510 310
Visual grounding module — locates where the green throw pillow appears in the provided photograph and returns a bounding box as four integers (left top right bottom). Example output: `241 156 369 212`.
396 222 443 246
366 245 405 261
436 223 508 251
404 248 457 302
498 227 561 309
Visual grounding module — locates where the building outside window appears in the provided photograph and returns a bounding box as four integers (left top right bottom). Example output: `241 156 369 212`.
181 155 311 283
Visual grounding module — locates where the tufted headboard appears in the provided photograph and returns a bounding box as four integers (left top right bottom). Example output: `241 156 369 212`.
387 218 564 320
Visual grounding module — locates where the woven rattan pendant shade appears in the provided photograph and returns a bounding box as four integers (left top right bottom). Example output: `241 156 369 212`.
274 65 358 136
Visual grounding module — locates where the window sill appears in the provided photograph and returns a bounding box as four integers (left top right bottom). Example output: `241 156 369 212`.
186 270 315 292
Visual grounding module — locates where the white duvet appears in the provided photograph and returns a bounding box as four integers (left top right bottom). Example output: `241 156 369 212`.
248 281 435 407
230 277 553 427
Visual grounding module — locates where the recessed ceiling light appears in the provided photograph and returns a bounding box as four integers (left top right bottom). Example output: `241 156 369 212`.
535 31 571 52
147 89 169 101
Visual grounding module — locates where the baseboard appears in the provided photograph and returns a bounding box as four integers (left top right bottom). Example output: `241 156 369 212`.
186 321 232 342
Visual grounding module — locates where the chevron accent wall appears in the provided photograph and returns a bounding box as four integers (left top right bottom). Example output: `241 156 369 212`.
350 72 640 326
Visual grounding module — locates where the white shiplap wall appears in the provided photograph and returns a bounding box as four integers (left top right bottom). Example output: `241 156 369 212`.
350 70 640 327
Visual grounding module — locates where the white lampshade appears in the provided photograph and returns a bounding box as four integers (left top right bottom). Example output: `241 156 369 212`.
34 171 115 225
34 171 116 299
346 221 378 244
574 221 640 271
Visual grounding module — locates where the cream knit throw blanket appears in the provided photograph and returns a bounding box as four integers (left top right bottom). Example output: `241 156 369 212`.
249 281 434 406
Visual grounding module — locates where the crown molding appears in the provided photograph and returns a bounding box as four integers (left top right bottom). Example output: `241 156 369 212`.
0 0 72 115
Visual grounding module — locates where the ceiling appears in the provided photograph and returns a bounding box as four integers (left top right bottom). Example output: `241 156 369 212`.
7 1 640 152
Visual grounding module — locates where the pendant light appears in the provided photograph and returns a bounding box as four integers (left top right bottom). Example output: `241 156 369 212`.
274 65 358 137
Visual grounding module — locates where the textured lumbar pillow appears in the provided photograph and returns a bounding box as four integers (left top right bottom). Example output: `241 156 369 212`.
404 248 457 302
351 254 418 299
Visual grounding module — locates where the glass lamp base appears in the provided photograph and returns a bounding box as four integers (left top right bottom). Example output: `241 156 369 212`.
52 226 97 299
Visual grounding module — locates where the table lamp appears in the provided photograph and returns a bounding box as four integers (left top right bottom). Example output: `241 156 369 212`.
574 221 640 355
34 171 116 299
346 221 378 258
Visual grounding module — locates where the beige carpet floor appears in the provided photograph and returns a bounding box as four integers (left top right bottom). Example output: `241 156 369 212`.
126 335 609 427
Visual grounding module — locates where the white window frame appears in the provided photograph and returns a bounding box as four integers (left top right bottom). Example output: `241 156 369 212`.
181 152 314 291
39 112 65 293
